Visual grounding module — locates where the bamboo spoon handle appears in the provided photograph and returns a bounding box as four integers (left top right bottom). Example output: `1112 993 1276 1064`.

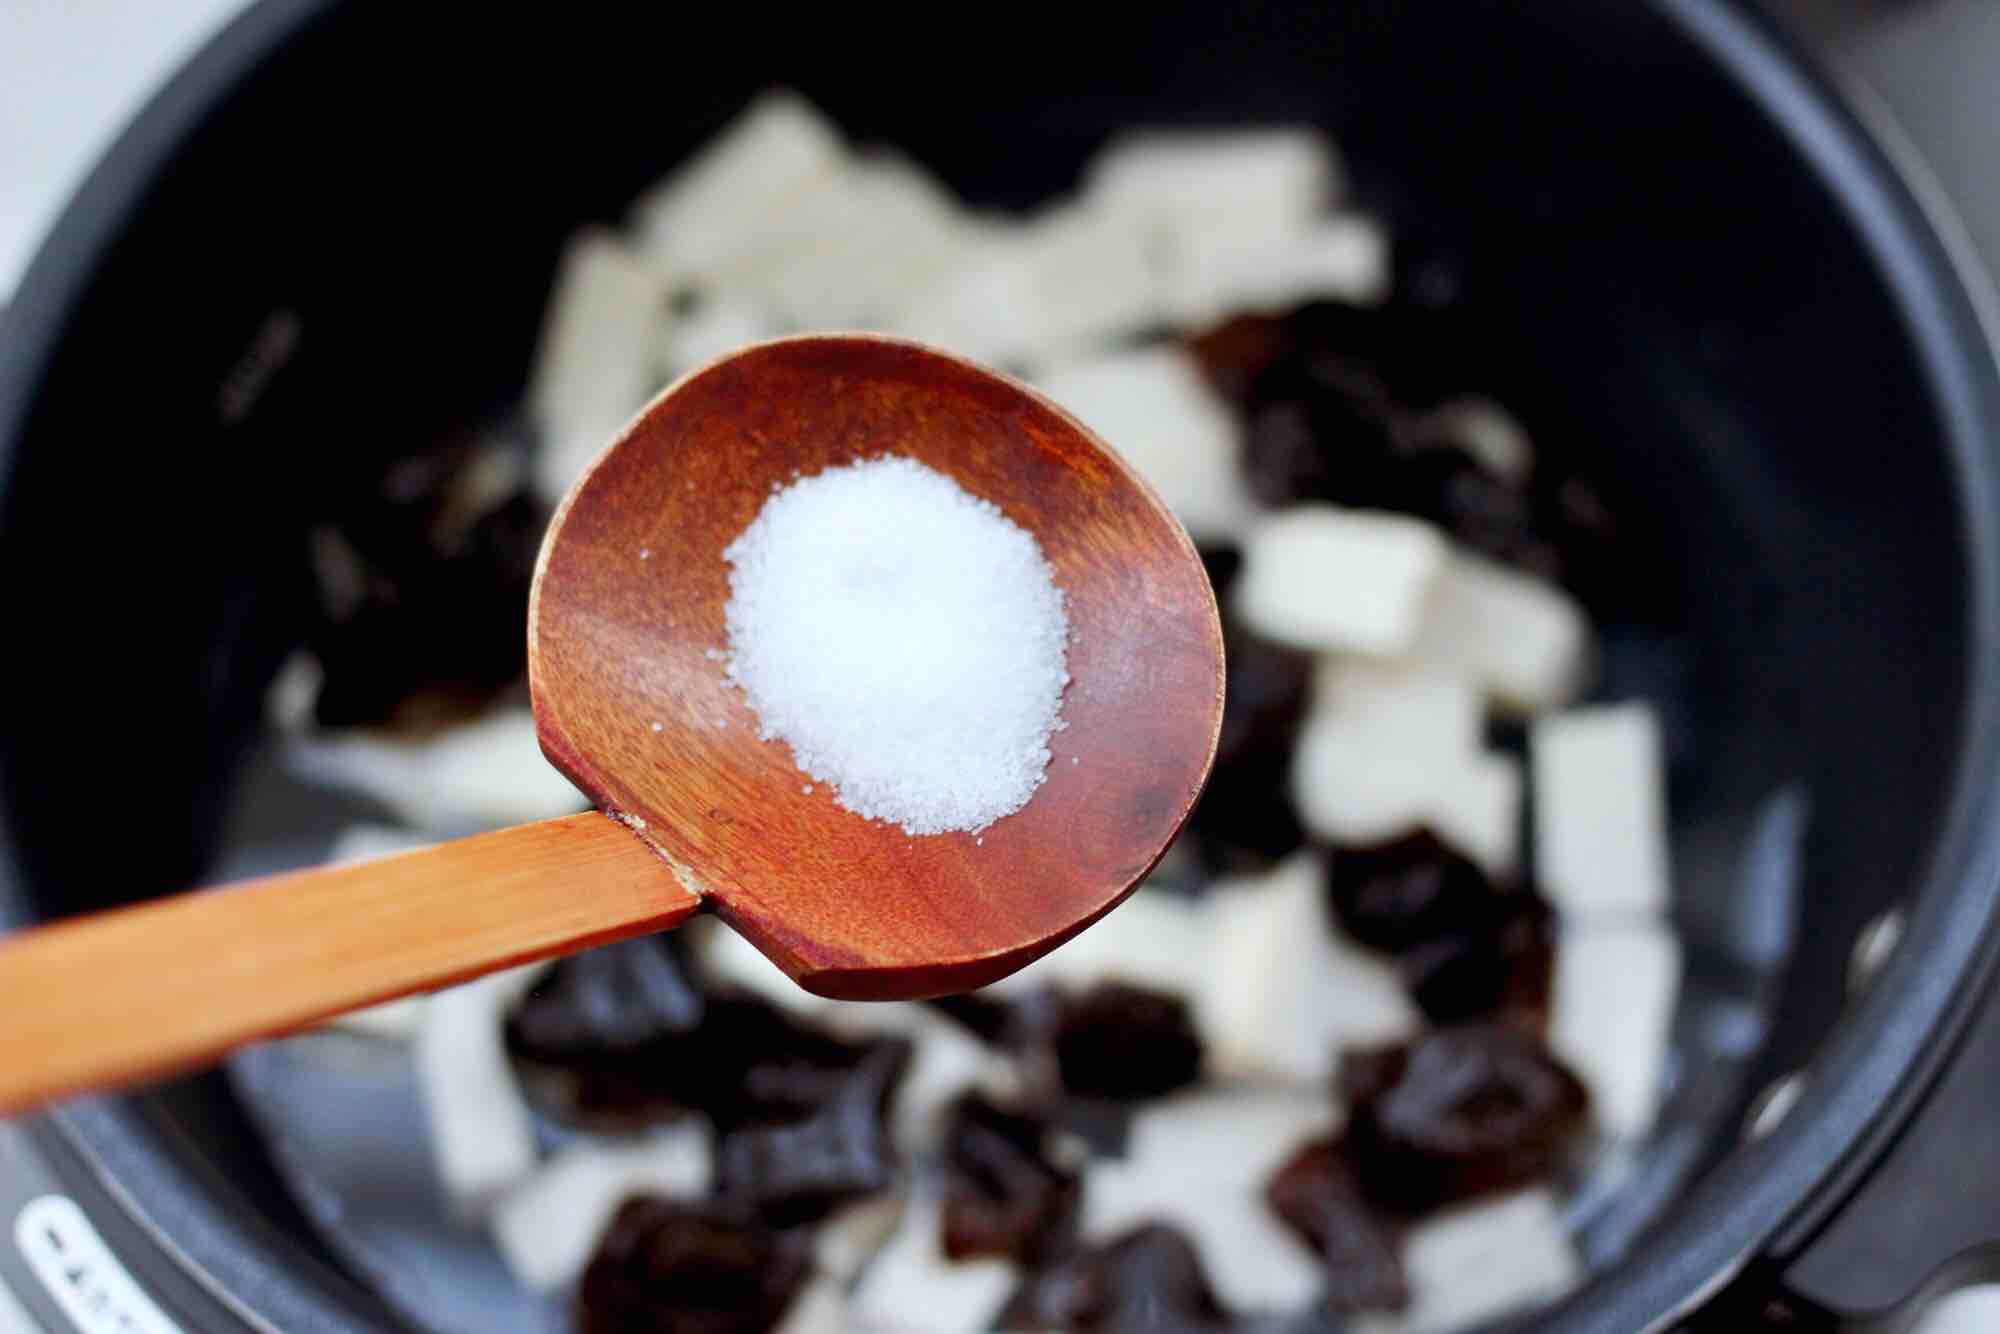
0 813 699 1116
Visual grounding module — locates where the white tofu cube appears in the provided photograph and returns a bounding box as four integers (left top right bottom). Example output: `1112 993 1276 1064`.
285 709 588 835
1082 1089 1336 1312
528 230 666 505
1290 666 1520 877
1195 853 1418 1083
1430 752 1523 880
732 156 977 330
1237 506 1448 654
1407 553 1590 714
1310 659 1483 757
1352 1190 1581 1334
489 1122 713 1292
1085 128 1338 249
1168 215 1391 325
815 1193 908 1283
629 90 847 279
1033 347 1255 543
1531 701 1671 919
893 206 1159 370
774 1275 852 1334
849 1186 1017 1333
1551 922 1682 1140
414 962 550 1221
654 298 776 383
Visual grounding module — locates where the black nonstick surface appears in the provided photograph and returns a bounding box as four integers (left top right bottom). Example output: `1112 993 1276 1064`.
3 2 1999 1331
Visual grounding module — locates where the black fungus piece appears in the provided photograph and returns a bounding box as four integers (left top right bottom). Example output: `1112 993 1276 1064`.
1342 1025 1589 1215
1325 830 1501 956
993 1223 1233 1333
1401 890 1555 1029
1054 983 1203 1102
927 992 1020 1044
1264 1137 1408 1313
714 1041 910 1225
577 1198 809 1334
940 1094 1081 1263
1185 618 1312 873
306 441 548 730
509 936 705 1058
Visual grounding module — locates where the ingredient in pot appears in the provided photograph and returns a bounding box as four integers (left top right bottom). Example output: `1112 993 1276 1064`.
722 456 1071 836
248 88 1693 1334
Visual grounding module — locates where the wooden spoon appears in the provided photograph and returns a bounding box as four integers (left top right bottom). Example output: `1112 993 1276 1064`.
0 334 1224 1116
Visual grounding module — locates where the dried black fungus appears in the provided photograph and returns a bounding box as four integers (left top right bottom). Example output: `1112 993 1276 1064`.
993 1224 1233 1333
577 1198 808 1334
306 443 547 730
1342 1025 1589 1215
714 1041 910 1225
509 936 705 1057
1186 619 1311 872
1265 1137 1408 1313
1402 891 1555 1029
940 1094 1080 1263
1325 831 1501 956
1054 983 1203 1102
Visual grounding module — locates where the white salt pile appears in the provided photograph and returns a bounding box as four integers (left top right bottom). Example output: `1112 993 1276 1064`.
722 456 1071 835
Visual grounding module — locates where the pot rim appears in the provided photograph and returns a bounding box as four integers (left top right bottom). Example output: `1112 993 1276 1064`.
2 2 1999 1331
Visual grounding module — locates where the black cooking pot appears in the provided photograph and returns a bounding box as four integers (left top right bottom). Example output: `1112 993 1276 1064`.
4 1 2000 1330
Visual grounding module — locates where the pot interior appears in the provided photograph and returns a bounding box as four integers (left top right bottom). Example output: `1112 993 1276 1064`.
0 2 1978 1328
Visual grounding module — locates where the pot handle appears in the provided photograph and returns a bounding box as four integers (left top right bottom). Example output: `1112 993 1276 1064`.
1746 964 2000 1327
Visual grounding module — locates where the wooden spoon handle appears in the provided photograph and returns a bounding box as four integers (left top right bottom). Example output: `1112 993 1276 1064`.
0 812 700 1116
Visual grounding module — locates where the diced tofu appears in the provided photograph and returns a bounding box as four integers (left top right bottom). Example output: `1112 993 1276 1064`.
1531 702 1672 919
850 1186 1017 1333
1033 347 1255 542
774 1275 852 1334
1085 128 1338 252
1550 922 1682 1140
1168 215 1391 325
285 709 588 835
527 230 665 504
414 962 550 1221
1291 668 1520 877
1310 659 1483 757
489 1122 713 1291
629 90 847 278
1352 1189 1581 1334
1407 554 1590 713
654 298 776 383
1082 1089 1336 1311
1428 752 1523 880
1237 506 1448 654
1194 853 1418 1083
984 884 1207 1000
816 1193 908 1283
729 156 977 330
893 206 1159 370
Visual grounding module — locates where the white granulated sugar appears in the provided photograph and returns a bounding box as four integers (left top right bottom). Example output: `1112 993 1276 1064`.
723 456 1071 835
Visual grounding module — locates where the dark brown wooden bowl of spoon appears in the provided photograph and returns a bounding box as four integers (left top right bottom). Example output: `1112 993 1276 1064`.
0 333 1223 1114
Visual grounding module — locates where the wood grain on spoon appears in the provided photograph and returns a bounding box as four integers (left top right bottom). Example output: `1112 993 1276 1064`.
0 333 1223 1114
0 815 695 1116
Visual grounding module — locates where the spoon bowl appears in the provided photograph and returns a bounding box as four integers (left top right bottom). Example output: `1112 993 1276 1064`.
531 334 1225 998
